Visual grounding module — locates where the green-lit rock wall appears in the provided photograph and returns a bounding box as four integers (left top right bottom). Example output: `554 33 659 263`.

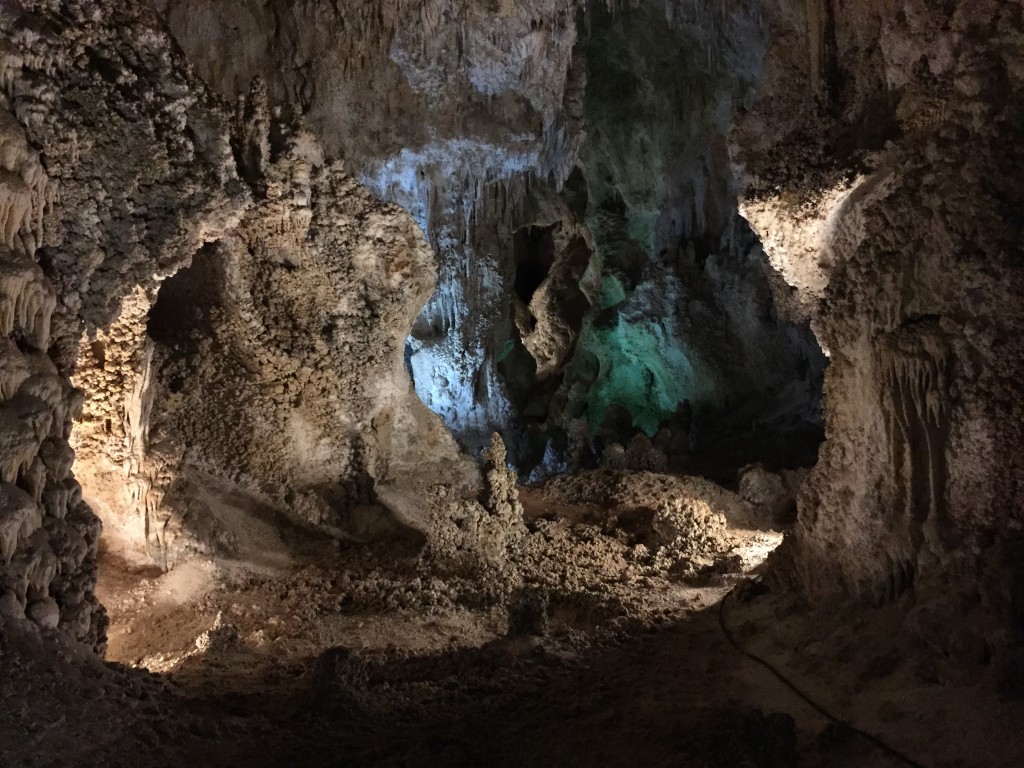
540 0 824 466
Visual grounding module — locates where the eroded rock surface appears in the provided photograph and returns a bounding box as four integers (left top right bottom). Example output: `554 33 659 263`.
137 89 479 566
0 0 480 626
1 0 1020 680
158 0 825 471
731 0 1024 646
0 2 1021 767
0 109 104 648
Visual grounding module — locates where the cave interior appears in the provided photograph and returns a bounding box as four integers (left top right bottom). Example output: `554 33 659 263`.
0 0 1023 766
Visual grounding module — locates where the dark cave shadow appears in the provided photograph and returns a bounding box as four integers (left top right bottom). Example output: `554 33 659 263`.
140 584 807 768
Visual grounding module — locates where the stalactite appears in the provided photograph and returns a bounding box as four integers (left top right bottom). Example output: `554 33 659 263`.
0 484 37 565
0 111 55 259
0 255 56 349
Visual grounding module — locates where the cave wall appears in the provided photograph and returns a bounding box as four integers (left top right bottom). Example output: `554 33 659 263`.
0 0 247 646
8 0 1018 657
548 0 825 472
0 0 821 651
160 0 824 472
139 89 478 565
0 112 104 648
0 0 482 643
159 0 585 457
732 0 1024 645
1 0 253 574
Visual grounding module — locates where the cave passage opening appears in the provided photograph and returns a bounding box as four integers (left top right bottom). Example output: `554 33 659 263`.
398 0 827 484
513 225 557 316
146 245 222 353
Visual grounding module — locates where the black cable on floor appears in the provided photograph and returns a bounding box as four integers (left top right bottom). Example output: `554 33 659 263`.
717 587 928 768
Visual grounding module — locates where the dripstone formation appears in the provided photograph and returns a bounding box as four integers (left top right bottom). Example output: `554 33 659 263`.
0 97 104 648
0 0 1021 669
732 0 1024 653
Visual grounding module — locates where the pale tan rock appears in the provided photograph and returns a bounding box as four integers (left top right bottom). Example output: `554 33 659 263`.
731 0 1024 639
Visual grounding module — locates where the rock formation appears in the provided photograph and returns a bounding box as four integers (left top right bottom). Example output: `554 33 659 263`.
0 0 479 642
548 1 824 474
0 70 104 648
161 0 587 458
133 86 479 567
160 0 824 471
0 0 1019 672
731 0 1024 651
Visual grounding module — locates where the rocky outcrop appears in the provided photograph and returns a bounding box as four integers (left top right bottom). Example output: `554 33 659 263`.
160 0 825 471
0 110 104 649
1 0 250 578
138 90 479 565
0 0 826 627
422 433 527 598
159 0 585 457
10 0 1018 667
0 0 478 610
732 0 1024 647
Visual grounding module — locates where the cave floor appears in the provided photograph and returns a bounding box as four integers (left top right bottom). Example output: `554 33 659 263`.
2 475 1021 768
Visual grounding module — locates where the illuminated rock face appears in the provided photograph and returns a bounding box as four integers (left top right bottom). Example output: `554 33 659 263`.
0 0 822 624
0 97 104 649
161 0 587 459
133 96 481 568
160 0 824 470
731 0 1024 641
2 0 1018 656
0 1 480 611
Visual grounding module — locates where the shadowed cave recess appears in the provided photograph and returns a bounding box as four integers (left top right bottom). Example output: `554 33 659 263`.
0 1 1023 767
